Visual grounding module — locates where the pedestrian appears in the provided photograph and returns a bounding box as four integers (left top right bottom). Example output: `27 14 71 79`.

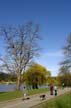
22 86 27 100
62 83 65 89
54 86 57 96
50 84 54 95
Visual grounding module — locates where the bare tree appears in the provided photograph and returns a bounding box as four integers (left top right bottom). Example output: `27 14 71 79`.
0 22 41 90
60 33 71 68
58 33 71 86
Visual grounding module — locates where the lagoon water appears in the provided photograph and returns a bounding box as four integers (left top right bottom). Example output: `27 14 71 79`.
0 84 16 92
0 84 48 92
0 84 24 92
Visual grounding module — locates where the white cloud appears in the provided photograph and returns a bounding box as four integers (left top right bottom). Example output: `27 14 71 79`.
34 50 62 76
47 66 59 76
41 50 63 58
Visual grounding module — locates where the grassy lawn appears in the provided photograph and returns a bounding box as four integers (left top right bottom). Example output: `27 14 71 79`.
0 88 48 102
28 88 49 95
0 91 22 101
33 92 71 108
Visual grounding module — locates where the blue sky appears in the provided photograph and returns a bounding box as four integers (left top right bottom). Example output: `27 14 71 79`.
0 0 71 76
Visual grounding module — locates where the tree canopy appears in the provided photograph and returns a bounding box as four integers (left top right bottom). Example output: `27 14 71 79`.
58 34 71 86
0 22 41 90
25 63 51 89
60 33 71 68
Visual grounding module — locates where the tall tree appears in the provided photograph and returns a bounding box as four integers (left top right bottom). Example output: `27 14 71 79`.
60 33 71 68
59 66 70 76
58 66 71 86
25 63 51 89
58 33 71 86
0 22 41 90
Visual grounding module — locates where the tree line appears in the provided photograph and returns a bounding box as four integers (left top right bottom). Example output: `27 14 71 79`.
0 72 17 82
58 33 71 86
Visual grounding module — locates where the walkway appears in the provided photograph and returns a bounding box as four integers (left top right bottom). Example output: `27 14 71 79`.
0 87 71 108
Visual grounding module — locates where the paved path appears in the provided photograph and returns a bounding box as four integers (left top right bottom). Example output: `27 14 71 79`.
0 87 71 108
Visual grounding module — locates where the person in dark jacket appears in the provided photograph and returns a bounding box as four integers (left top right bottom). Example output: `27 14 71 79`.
50 84 54 95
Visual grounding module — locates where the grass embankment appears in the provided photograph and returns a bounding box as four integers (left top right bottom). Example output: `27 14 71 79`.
0 88 48 102
34 92 71 108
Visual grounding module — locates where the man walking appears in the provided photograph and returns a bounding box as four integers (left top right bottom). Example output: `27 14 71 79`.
50 84 54 95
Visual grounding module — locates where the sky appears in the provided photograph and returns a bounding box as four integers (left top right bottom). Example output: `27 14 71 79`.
0 0 71 76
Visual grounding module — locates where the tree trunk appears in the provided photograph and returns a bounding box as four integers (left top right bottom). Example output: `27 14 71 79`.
35 84 38 89
16 76 21 91
32 84 38 89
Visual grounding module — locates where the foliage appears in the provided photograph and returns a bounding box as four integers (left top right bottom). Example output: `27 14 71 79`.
25 63 51 89
58 66 71 86
59 34 71 86
47 77 58 85
0 72 17 82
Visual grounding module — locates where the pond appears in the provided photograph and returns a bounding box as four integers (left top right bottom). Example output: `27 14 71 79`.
0 84 48 92
0 84 24 92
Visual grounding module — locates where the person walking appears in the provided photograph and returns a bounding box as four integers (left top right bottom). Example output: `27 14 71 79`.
50 84 54 95
54 86 58 96
22 86 27 100
62 83 65 89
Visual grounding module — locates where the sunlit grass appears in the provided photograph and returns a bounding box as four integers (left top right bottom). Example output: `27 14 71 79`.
33 92 71 108
0 88 48 101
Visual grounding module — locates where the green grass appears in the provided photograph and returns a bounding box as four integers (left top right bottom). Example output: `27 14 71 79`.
0 88 48 102
33 92 71 108
28 88 48 95
0 91 22 101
